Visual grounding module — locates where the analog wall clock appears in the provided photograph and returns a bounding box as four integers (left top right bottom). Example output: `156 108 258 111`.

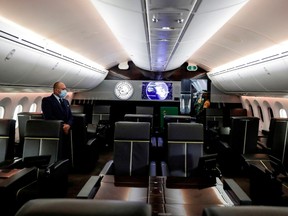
114 81 134 100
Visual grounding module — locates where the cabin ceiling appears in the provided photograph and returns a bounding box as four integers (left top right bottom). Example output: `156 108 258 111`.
0 0 288 82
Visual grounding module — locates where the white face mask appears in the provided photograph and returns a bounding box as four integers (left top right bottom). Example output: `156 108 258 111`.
59 89 67 99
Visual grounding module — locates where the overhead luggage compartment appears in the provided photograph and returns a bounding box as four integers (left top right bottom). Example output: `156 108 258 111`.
0 19 108 91
208 42 288 95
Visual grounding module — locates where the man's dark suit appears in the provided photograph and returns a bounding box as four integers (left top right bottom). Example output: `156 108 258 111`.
41 94 73 126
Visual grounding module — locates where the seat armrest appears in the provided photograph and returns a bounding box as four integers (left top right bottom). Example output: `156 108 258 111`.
100 160 114 175
223 178 252 205
77 176 103 199
87 138 97 146
149 161 157 176
45 159 69 173
160 161 169 176
0 157 22 169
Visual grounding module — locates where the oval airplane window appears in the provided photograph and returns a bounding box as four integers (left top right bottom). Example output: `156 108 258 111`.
257 106 264 121
13 105 23 128
279 108 287 118
29 103 37 112
268 107 274 119
0 106 4 119
249 104 254 116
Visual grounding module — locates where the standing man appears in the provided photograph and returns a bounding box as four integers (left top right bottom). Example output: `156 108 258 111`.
41 81 73 134
42 81 73 162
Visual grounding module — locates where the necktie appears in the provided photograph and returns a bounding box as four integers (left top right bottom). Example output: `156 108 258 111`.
60 99 67 113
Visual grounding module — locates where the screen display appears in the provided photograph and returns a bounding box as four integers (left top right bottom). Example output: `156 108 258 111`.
142 81 173 100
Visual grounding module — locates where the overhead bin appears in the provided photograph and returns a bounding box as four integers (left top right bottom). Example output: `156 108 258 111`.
208 43 288 94
0 19 108 91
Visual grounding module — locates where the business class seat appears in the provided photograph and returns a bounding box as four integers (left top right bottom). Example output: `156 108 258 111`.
161 122 204 177
0 119 15 163
15 199 152 216
17 112 43 157
202 206 288 216
77 121 157 199
123 113 158 159
87 105 111 134
217 116 259 175
71 113 98 172
102 121 156 176
10 120 70 207
242 118 288 205
160 122 221 186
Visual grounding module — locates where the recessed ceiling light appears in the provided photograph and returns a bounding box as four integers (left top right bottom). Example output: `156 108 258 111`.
161 26 173 30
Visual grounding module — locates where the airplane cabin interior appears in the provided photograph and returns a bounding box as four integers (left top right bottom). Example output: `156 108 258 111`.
1 0 288 216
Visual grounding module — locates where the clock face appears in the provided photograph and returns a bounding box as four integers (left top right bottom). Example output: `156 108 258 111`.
114 81 134 100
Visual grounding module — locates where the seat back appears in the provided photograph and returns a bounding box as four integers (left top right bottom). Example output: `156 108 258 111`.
0 119 15 162
113 121 150 176
166 122 203 177
268 118 288 163
136 106 154 115
124 114 153 130
202 206 288 216
229 116 259 154
92 105 110 125
22 119 64 164
70 105 84 114
18 112 43 147
15 199 152 216
163 115 196 144
71 113 98 170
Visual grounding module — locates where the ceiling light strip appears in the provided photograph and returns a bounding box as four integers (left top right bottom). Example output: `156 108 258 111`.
163 0 202 71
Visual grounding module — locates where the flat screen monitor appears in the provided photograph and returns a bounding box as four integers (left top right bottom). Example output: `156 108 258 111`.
142 81 173 100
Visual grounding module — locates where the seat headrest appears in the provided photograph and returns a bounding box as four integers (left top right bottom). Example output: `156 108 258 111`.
168 122 203 141
114 121 150 140
25 120 63 138
15 199 152 216
124 114 153 119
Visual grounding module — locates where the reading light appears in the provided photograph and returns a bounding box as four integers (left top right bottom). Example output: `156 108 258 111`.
152 16 159 23
176 18 184 24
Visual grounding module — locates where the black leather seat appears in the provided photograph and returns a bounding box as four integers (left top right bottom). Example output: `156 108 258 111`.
0 119 15 163
71 113 98 171
88 105 111 134
101 121 156 176
242 118 288 205
124 113 153 129
161 122 204 177
217 116 259 175
17 112 43 156
10 120 70 206
15 199 152 216
202 206 288 216
124 114 157 159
